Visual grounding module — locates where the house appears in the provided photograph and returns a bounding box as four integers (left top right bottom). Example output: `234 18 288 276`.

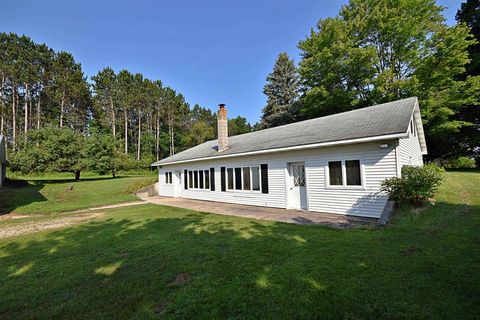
0 135 6 187
151 97 426 218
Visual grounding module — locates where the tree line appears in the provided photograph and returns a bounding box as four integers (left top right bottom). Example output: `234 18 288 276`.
0 32 252 177
259 0 480 163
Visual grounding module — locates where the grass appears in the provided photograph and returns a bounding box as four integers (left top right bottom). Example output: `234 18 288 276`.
0 171 479 319
0 172 157 214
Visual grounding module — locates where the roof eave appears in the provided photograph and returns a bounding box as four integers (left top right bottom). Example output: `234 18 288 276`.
151 132 407 167
411 98 428 155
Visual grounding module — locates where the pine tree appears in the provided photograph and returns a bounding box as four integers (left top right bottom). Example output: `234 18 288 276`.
260 52 300 129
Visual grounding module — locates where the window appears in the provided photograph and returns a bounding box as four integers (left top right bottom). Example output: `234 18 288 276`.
186 169 212 190
292 164 305 186
243 167 250 190
328 161 343 185
205 170 210 189
252 167 260 191
224 166 262 192
345 160 361 186
328 160 362 187
410 119 414 134
234 168 242 190
165 172 173 184
227 168 234 189
199 170 204 189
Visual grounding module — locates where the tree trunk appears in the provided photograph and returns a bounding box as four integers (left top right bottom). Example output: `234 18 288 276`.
0 73 4 136
24 83 29 143
137 108 141 161
60 90 65 128
12 86 16 151
36 97 41 130
169 115 175 156
124 109 128 154
74 170 81 181
110 95 116 140
155 114 160 161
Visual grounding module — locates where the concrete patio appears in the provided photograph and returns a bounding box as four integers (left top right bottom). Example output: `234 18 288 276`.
144 196 377 228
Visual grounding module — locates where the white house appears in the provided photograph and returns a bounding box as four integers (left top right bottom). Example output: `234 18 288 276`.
152 97 426 218
0 135 6 187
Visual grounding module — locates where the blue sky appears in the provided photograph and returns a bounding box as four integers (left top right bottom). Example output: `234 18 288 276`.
1 0 461 124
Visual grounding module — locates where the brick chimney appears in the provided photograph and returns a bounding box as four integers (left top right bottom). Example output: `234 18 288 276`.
217 104 228 152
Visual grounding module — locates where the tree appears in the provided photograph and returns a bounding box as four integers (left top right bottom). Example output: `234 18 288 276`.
228 116 251 136
457 0 480 76
10 126 85 179
82 131 118 177
52 51 87 129
260 52 300 128
298 0 479 159
456 0 480 163
115 70 134 154
92 67 118 140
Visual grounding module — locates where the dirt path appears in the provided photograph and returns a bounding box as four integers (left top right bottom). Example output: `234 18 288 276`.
0 201 147 240
0 212 106 239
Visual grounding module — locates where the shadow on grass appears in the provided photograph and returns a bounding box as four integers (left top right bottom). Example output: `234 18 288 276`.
0 179 47 215
0 202 479 319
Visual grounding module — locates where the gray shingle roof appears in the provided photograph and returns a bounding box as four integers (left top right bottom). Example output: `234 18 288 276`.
153 97 417 166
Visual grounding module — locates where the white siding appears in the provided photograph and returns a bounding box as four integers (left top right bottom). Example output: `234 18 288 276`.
156 140 398 218
397 115 423 169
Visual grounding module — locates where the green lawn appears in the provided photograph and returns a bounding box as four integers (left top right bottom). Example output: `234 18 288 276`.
0 170 479 319
0 172 157 214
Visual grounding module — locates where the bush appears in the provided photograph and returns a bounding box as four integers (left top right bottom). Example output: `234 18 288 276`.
381 164 443 206
444 156 476 169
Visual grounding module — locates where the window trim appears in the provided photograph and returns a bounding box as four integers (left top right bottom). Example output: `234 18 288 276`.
324 158 366 189
226 165 262 193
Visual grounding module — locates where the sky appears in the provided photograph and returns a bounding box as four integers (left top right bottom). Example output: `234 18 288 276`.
1 0 462 124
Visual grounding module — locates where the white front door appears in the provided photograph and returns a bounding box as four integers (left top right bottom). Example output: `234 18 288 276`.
173 170 182 197
288 162 307 210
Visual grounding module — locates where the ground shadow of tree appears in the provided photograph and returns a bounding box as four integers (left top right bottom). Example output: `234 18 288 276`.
0 175 137 215
0 179 47 215
0 202 479 319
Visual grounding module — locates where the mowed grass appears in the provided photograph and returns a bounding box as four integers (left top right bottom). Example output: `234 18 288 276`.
0 171 479 319
0 172 157 214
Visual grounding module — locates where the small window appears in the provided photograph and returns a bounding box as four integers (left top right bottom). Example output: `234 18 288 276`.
227 168 234 189
205 170 210 189
194 171 198 188
165 172 173 184
410 119 414 134
188 171 193 188
243 167 250 190
328 161 343 185
234 168 242 190
345 160 361 186
199 170 204 189
252 167 260 191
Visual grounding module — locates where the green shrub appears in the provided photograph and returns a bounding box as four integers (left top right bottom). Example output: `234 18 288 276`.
381 164 443 206
445 156 476 169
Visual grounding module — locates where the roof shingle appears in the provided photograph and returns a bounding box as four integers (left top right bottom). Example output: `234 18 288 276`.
153 97 417 165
